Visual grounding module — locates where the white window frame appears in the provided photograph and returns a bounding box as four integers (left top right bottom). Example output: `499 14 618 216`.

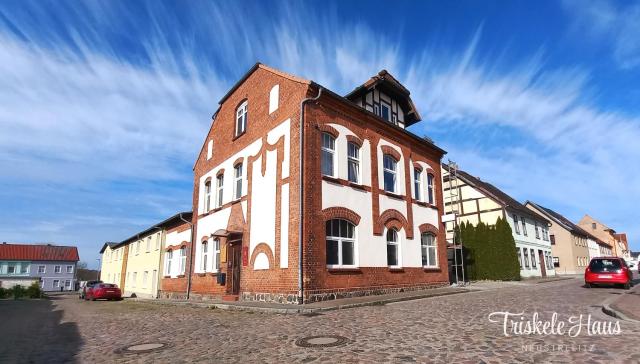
165 250 173 276
214 239 221 271
523 248 530 268
234 163 243 200
38 265 46 274
143 271 148 288
179 247 187 275
421 232 438 268
383 155 397 193
321 133 335 177
347 142 360 184
427 173 435 205
513 215 521 234
521 217 528 236
53 279 60 288
216 174 224 208
204 180 212 211
132 272 137 288
156 232 161 250
325 219 357 268
235 100 248 136
54 265 61 274
201 241 209 271
530 249 537 268
66 265 73 274
414 169 422 201
386 228 401 268
136 241 140 254
146 236 151 252
380 101 391 121
517 247 523 270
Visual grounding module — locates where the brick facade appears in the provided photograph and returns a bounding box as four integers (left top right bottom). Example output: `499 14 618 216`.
161 63 449 303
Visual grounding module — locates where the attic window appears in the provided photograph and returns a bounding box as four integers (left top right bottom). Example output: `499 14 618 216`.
591 223 596 230
380 102 390 121
207 140 213 160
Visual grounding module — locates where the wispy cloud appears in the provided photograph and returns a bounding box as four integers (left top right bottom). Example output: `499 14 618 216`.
0 1 638 266
563 0 640 69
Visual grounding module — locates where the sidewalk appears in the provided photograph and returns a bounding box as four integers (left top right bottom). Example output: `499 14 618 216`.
605 284 640 323
134 286 469 314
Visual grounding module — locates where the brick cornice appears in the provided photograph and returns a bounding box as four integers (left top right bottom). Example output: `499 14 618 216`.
216 168 225 177
418 223 439 235
378 209 409 233
346 134 363 147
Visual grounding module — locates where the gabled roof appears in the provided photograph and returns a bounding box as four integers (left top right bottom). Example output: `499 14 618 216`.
99 242 119 254
525 201 593 238
443 165 549 223
0 243 79 262
218 62 310 105
614 233 629 250
345 70 422 126
107 211 193 252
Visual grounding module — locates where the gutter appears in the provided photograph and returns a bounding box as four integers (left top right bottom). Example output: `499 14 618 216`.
298 86 323 304
179 212 195 300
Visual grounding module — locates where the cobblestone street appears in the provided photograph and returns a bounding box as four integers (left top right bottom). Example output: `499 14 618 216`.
6 277 640 363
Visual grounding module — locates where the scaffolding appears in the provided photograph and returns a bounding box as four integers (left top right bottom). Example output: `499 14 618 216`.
446 159 466 286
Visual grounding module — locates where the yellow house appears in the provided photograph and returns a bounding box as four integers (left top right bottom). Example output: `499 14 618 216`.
99 211 192 299
99 242 127 288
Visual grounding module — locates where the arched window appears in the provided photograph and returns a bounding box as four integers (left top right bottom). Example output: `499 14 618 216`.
321 133 335 177
427 173 435 204
383 155 397 193
179 247 187 274
201 241 208 271
325 219 355 267
386 228 399 267
215 174 224 208
414 168 422 201
234 163 243 199
347 142 360 183
204 181 211 212
165 250 173 275
214 239 221 271
235 100 248 136
421 232 437 267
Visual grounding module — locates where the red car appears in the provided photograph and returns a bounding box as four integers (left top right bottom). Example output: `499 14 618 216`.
585 257 633 290
85 283 122 301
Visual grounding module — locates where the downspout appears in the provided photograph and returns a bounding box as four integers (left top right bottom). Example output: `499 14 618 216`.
298 86 323 304
179 213 195 299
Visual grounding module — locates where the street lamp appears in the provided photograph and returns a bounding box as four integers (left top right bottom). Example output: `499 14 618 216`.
96 258 101 281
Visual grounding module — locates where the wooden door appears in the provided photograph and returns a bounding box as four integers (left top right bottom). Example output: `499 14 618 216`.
538 250 546 277
229 244 241 295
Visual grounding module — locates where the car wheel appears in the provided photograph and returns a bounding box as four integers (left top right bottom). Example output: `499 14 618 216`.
624 282 631 290
585 282 592 288
91 297 96 301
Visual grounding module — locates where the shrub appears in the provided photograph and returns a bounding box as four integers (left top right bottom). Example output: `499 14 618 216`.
26 282 42 298
12 284 24 299
0 287 8 299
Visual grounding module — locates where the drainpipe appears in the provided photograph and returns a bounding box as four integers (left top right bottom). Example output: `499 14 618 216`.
298 86 323 304
179 213 195 300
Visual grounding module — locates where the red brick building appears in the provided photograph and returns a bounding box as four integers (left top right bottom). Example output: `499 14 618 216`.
160 64 449 303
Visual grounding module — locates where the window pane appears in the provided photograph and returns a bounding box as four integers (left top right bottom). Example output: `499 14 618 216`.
339 219 348 238
348 143 358 158
384 171 395 192
387 229 397 242
332 219 340 237
321 150 333 176
322 133 334 149
348 160 359 183
346 222 354 239
342 241 354 265
383 155 396 170
325 220 332 236
326 240 339 265
428 247 436 266
421 246 428 266
387 244 398 266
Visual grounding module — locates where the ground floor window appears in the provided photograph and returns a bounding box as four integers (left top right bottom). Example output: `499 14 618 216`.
530 249 536 268
387 229 399 267
523 248 530 269
65 280 71 289
325 219 356 267
53 279 60 288
517 248 523 270
421 232 437 267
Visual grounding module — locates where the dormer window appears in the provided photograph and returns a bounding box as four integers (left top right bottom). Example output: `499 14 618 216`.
235 100 248 137
380 102 391 121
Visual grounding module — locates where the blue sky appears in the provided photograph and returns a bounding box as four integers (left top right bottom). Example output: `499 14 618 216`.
1 0 639 268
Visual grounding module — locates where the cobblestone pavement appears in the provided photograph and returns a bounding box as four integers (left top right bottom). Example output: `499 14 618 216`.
31 278 640 363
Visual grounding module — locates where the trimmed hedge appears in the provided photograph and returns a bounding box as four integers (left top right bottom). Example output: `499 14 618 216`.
0 282 43 299
459 217 521 281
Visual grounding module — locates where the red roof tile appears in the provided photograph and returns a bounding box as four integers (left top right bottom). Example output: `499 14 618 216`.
0 243 79 261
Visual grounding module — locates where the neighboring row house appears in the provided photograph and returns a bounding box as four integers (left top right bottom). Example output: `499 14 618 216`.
578 215 625 259
159 64 449 304
441 167 555 278
525 202 611 274
0 243 79 291
99 212 192 298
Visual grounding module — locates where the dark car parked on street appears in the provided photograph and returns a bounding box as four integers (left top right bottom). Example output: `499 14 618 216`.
585 257 633 289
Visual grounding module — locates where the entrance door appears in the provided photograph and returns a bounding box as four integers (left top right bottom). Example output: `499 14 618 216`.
229 244 242 295
538 250 547 277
